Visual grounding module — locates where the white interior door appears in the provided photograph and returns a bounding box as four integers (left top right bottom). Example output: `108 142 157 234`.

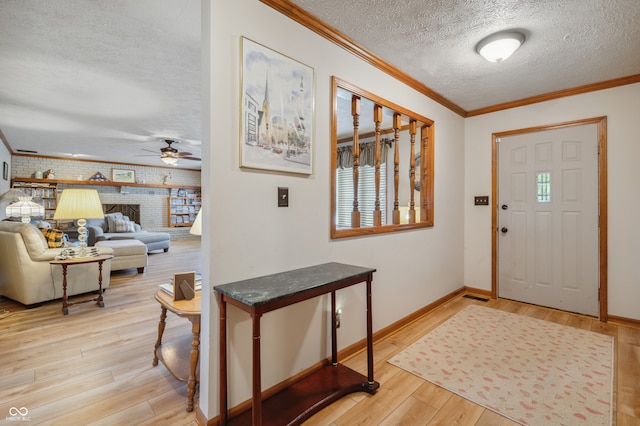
497 124 599 316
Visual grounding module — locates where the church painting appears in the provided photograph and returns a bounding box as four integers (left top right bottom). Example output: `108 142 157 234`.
240 37 314 175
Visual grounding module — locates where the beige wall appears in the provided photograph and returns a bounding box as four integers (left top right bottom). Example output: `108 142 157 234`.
201 0 466 418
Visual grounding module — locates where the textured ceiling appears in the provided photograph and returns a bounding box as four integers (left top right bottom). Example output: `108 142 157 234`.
290 0 640 111
0 0 201 169
1 1 640 169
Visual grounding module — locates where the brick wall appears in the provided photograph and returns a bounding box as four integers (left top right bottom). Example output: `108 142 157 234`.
11 156 201 240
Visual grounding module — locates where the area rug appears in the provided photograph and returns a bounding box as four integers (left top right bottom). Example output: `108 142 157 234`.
388 305 614 425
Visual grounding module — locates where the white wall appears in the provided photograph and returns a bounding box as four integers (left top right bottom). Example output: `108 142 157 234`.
202 0 466 418
464 83 640 320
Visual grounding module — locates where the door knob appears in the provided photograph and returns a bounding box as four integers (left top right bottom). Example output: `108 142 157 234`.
501 204 508 210
501 227 508 233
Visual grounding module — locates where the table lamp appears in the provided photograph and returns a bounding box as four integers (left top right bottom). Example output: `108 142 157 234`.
54 189 104 255
189 208 202 236
5 196 45 223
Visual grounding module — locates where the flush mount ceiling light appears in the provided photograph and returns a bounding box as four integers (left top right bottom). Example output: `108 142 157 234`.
476 31 525 63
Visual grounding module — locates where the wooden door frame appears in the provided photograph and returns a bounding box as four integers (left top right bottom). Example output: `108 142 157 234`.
491 116 608 321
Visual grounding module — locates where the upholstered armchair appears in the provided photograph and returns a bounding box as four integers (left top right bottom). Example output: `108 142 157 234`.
0 221 114 306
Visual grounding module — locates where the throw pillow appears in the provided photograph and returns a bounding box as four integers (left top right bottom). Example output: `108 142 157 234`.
41 228 65 248
105 212 124 233
113 218 136 233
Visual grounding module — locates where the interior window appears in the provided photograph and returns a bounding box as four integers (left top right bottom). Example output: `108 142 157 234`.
331 77 434 238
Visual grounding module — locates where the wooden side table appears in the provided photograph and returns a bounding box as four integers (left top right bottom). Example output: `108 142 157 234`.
50 254 113 315
153 290 201 412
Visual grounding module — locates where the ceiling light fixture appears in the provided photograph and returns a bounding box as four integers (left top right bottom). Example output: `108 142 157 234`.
161 156 178 165
476 31 525 63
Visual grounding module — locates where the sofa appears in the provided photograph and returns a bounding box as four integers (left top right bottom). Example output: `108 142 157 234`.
86 212 171 253
0 221 114 306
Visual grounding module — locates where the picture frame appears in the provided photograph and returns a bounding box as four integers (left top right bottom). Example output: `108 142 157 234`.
173 271 196 301
240 37 314 175
112 169 135 183
2 161 7 181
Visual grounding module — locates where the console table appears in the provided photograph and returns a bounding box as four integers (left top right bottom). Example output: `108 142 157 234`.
214 262 379 426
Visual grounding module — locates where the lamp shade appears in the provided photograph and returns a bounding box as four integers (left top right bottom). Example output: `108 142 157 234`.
6 196 45 223
190 208 202 236
54 189 104 220
1 189 28 219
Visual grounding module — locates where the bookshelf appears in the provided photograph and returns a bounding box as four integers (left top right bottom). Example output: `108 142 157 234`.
168 188 201 227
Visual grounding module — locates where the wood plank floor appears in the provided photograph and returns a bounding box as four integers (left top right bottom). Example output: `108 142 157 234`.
1 246 638 425
304 296 640 426
0 240 202 426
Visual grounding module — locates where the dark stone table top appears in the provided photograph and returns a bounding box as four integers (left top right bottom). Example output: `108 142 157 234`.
213 262 376 307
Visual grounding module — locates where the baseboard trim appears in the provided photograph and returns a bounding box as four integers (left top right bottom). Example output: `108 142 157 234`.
195 407 208 425
463 286 492 299
608 314 640 329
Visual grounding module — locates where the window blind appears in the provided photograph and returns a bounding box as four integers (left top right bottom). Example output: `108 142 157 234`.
336 164 386 228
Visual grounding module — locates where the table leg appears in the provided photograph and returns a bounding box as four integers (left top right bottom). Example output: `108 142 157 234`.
331 291 337 365
153 307 167 367
61 265 69 315
217 294 228 425
186 315 200 412
96 260 105 308
366 276 375 385
252 313 262 426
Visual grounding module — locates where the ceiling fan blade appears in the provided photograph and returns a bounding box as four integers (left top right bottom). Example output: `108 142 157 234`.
177 151 193 157
140 148 158 154
181 156 201 161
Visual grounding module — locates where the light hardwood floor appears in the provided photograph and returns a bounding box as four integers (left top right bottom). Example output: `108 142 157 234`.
1 244 638 425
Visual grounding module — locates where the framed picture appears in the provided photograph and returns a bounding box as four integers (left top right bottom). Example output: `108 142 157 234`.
112 169 136 183
2 161 7 181
173 271 196 301
240 37 314 175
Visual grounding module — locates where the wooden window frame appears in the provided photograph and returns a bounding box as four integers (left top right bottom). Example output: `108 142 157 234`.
331 77 434 238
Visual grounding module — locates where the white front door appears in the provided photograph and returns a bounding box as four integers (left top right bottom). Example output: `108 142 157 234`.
497 124 599 316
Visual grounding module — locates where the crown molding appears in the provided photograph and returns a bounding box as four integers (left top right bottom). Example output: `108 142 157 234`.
259 0 467 117
261 0 640 118
467 74 640 117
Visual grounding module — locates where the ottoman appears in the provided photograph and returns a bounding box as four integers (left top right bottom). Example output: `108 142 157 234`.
96 239 148 273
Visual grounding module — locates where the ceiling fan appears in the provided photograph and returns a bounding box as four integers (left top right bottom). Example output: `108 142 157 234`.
137 139 201 164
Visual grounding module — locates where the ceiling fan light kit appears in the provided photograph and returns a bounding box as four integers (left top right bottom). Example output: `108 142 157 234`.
476 31 525 63
161 156 179 165
136 139 201 164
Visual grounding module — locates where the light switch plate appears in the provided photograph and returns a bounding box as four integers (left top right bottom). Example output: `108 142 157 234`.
278 187 289 207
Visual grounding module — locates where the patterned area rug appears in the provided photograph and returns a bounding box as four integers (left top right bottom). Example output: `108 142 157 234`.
388 305 614 425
